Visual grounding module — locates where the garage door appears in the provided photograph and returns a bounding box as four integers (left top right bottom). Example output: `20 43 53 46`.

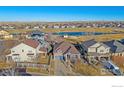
55 56 64 60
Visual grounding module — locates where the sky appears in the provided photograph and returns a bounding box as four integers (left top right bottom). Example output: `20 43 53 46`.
0 6 124 22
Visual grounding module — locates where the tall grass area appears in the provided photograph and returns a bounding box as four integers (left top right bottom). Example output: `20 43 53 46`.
43 27 123 33
0 62 16 69
64 33 124 42
7 27 124 33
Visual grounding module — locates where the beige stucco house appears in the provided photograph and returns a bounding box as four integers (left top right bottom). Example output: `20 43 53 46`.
81 39 110 61
0 30 13 39
6 39 41 62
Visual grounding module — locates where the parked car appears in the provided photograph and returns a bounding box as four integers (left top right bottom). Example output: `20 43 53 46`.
101 59 122 76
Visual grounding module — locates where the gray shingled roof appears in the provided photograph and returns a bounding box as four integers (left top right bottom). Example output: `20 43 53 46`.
30 31 44 37
120 39 124 44
81 39 97 48
103 40 124 53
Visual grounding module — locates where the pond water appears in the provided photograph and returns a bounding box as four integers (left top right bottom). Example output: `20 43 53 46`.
53 31 119 36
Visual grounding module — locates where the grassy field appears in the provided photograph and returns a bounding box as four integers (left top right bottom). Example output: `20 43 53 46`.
73 60 113 76
0 62 16 69
43 27 124 33
7 27 124 33
8 29 32 34
64 33 124 43
26 67 49 75
6 27 124 42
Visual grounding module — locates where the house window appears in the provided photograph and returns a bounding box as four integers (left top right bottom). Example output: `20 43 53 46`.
67 55 70 59
28 50 32 53
100 50 104 52
12 51 15 53
12 54 19 56
27 53 34 57
22 50 24 52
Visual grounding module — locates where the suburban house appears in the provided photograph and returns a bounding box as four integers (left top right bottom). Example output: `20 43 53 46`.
11 32 22 39
53 41 80 62
26 31 51 48
42 25 47 29
60 25 66 28
53 25 60 29
26 31 45 41
53 36 64 43
6 39 42 63
0 30 13 39
119 39 124 44
81 39 110 61
70 25 76 28
25 26 31 29
33 26 40 30
103 40 124 56
39 47 48 58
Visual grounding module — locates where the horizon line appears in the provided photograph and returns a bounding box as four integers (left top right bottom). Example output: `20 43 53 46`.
0 20 124 23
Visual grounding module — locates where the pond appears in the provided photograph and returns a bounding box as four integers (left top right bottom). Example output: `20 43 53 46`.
53 31 120 36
